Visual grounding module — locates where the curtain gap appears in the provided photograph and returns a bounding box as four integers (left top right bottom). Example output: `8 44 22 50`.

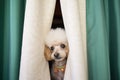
49 0 65 79
51 0 64 29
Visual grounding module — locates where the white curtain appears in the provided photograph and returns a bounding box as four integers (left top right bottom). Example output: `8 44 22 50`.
19 0 56 80
60 0 87 80
19 0 87 80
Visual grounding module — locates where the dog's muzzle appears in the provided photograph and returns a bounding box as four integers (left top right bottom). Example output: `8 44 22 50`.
54 53 61 59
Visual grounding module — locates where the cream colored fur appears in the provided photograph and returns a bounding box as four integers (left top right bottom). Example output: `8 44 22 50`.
45 28 68 47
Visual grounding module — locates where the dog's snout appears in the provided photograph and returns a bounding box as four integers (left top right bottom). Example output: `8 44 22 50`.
54 53 59 58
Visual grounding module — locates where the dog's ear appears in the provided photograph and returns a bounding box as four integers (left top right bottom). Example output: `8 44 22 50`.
65 44 69 57
44 45 52 61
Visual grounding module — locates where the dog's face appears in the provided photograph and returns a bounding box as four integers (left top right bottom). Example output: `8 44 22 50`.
44 42 69 62
44 28 69 62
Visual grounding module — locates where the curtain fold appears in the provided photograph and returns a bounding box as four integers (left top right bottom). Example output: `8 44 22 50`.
108 0 120 80
86 0 110 80
19 0 56 80
0 0 25 80
86 0 120 80
60 0 88 80
0 0 5 80
10 0 26 80
3 0 10 80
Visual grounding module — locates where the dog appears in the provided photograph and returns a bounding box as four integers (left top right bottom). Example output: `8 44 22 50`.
44 28 69 80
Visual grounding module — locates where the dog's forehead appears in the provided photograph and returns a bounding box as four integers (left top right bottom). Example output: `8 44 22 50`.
45 28 68 47
48 41 67 47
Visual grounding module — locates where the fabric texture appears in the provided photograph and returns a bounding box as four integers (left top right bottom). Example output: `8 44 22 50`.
86 0 120 80
0 0 25 80
19 0 56 80
60 0 88 80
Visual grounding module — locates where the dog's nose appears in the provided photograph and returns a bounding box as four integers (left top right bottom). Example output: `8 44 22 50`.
54 53 59 58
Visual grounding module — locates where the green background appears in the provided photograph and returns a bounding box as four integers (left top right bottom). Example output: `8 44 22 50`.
87 0 120 80
0 0 25 80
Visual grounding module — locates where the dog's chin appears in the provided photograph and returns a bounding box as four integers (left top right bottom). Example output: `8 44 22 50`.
54 57 65 62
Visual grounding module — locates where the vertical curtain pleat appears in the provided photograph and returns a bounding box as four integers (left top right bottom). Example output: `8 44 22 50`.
78 0 87 73
1 0 25 80
10 0 25 80
19 0 56 80
60 0 87 80
87 0 120 80
109 0 120 80
0 0 4 79
86 0 110 80
3 0 10 80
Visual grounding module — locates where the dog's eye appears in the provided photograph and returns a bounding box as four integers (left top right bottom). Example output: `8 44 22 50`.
60 44 65 48
50 46 54 51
